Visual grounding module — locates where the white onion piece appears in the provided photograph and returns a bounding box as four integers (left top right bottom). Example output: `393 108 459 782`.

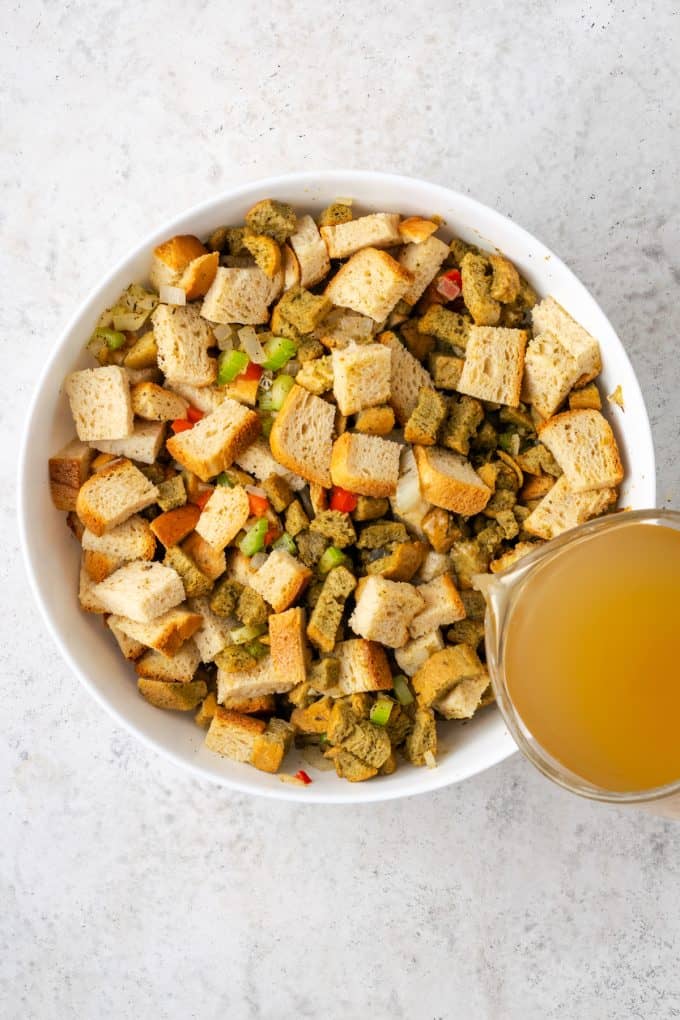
245 485 267 498
395 466 423 514
238 326 266 364
286 359 300 377
250 552 267 570
159 285 186 305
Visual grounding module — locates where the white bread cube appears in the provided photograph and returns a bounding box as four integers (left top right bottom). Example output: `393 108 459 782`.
201 266 277 325
90 419 166 465
325 248 413 322
269 384 336 488
524 473 617 540
151 304 217 386
379 331 433 424
320 213 402 259
111 607 203 657
522 331 580 419
349 575 424 648
79 561 106 613
195 485 250 551
82 549 121 583
331 343 391 415
457 326 528 407
82 514 156 562
106 616 145 660
249 549 312 613
395 629 445 677
166 397 260 482
538 409 624 492
398 235 450 305
149 234 207 291
288 215 331 287
65 366 133 442
135 640 201 682
205 708 267 761
269 606 309 689
414 445 491 515
187 596 231 662
435 671 490 720
531 296 602 385
409 574 466 639
322 638 393 697
415 550 450 583
413 643 485 709
76 459 158 536
217 654 295 702
330 432 401 498
131 382 189 421
398 217 439 244
48 438 94 510
93 561 185 623
226 549 260 587
178 251 220 300
170 382 225 415
235 436 306 491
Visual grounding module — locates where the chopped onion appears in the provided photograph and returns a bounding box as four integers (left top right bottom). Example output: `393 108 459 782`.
159 285 186 305
245 484 267 498
424 750 437 770
238 326 266 364
259 370 274 392
250 552 267 570
395 464 423 514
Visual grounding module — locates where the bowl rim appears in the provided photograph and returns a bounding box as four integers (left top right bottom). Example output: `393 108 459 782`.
17 169 656 803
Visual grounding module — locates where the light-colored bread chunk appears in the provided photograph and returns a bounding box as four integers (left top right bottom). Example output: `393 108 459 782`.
457 326 528 407
83 549 121 583
349 575 424 648
412 643 485 709
166 397 260 482
76 459 158 536
49 439 94 510
93 561 185 623
330 431 402 497
65 366 133 442
538 409 624 492
414 446 491 515
111 607 203 657
178 251 219 300
269 384 336 487
90 419 166 465
379 331 433 424
394 629 444 677
149 234 207 291
398 217 439 244
135 639 201 682
217 655 295 702
324 638 393 696
201 265 277 325
282 242 301 292
195 484 250 551
288 215 331 287
106 616 145 660
131 382 189 421
249 549 312 613
187 596 231 662
204 707 266 760
409 574 466 638
415 550 450 583
151 304 217 387
531 296 602 385
79 562 106 613
522 331 580 419
170 382 225 415
331 343 391 415
82 514 156 562
269 607 309 689
320 213 402 259
398 235 450 305
235 436 306 491
325 248 413 322
524 473 616 539
182 532 226 581
138 677 207 710
226 549 260 587
435 670 490 720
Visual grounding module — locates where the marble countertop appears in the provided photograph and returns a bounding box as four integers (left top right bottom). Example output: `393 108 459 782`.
3 3 680 1017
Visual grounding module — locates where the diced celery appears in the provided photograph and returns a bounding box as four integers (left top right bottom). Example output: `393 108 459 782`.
318 545 348 575
260 412 276 438
370 699 393 726
269 374 295 411
239 517 268 556
262 336 297 371
273 532 297 556
217 349 249 385
216 471 235 487
258 389 276 412
393 674 414 706
94 327 126 350
229 623 267 645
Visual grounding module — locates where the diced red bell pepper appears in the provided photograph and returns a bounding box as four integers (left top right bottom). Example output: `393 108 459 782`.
240 361 263 383
294 770 312 785
264 525 281 546
194 488 214 511
186 405 204 423
171 418 193 433
329 486 358 513
248 491 270 517
437 268 462 301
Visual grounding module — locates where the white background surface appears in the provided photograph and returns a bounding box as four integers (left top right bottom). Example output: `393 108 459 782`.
2 2 680 1017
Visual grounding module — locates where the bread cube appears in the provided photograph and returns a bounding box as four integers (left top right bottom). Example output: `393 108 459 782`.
394 629 445 677
76 459 158 536
93 561 185 622
531 296 602 385
49 439 94 510
91 419 166 465
538 408 624 493
331 343 391 415
412 643 485 708
166 397 260 482
82 514 156 562
414 446 491 516
269 607 309 689
320 213 402 259
149 234 208 291
187 596 231 662
398 235 450 306
201 266 278 325
330 432 401 498
289 214 330 287
379 331 433 424
409 574 466 639
349 576 424 648
65 366 133 442
524 474 616 540
131 381 189 421
195 485 250 551
138 678 207 710
111 607 203 657
249 549 312 612
457 326 528 407
324 638 393 695
325 248 413 322
151 303 217 386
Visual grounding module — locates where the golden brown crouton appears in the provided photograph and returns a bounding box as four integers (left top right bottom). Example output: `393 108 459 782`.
195 692 218 729
269 607 309 689
461 252 501 326
412 644 485 708
138 678 207 711
403 708 437 766
150 504 201 548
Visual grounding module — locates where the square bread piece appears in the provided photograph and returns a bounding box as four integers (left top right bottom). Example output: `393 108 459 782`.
457 326 528 407
331 343 391 415
195 484 250 551
330 432 402 497
75 458 159 536
537 408 624 492
324 638 393 696
413 445 491 515
408 574 466 639
531 296 602 384
521 331 580 419
288 215 330 287
349 575 424 649
166 397 260 482
201 265 278 325
321 213 402 260
398 235 450 306
249 549 312 613
93 561 185 623
151 303 217 387
379 331 433 424
65 365 133 442
269 384 336 488
325 247 414 322
524 473 616 539
90 419 166 465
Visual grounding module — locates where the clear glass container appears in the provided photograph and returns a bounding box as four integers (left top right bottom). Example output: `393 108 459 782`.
478 509 680 817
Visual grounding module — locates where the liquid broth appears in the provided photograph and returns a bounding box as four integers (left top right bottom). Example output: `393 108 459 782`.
504 523 680 792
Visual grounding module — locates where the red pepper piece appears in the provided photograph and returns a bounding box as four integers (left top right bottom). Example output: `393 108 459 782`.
171 418 193 433
186 405 204 423
248 492 270 517
329 486 358 513
294 770 312 785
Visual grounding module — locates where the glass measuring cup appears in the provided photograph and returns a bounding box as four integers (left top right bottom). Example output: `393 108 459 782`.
476 509 680 816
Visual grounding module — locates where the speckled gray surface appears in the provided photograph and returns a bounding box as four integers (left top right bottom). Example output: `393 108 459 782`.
3 2 680 1018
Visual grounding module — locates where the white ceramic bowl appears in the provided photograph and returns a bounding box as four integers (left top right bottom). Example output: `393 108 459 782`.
18 171 656 803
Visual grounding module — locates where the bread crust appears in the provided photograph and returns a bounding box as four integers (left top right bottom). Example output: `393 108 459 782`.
330 432 400 498
413 445 491 515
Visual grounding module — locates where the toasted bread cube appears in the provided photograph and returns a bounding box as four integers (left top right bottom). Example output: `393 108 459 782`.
325 248 413 322
249 549 312 612
201 265 278 325
242 233 282 279
94 561 185 623
522 331 579 419
187 596 231 662
409 574 466 639
149 234 207 291
65 365 133 442
90 419 166 466
178 251 220 300
205 707 266 761
331 343 391 416
181 531 226 582
164 545 213 598
269 607 309 688
269 384 336 488
403 708 437 766
235 436 306 492
320 213 402 259
151 304 216 386
195 485 249 551
490 541 541 573
414 446 491 516
106 616 145 660
416 550 451 583
291 696 334 734
398 217 439 244
82 549 121 582
435 670 490 720
195 691 218 728
217 654 296 702
306 565 357 653
251 718 295 773
524 474 616 540
244 199 297 243
531 296 602 385
538 408 623 493
325 746 379 782
82 514 155 565
131 382 189 421
111 607 203 657
398 236 450 306
220 694 275 714
166 397 260 482
394 629 445 677
354 405 395 436
457 326 528 408
379 331 433 425
150 504 201 547
76 459 158 536
49 439 94 511
281 242 301 292
412 643 485 708
135 639 201 682
289 214 331 287
330 432 401 498
170 382 225 415
324 638 393 696
79 562 106 613
569 381 602 411
461 252 501 326
404 387 447 446
349 576 424 648
138 677 207 711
